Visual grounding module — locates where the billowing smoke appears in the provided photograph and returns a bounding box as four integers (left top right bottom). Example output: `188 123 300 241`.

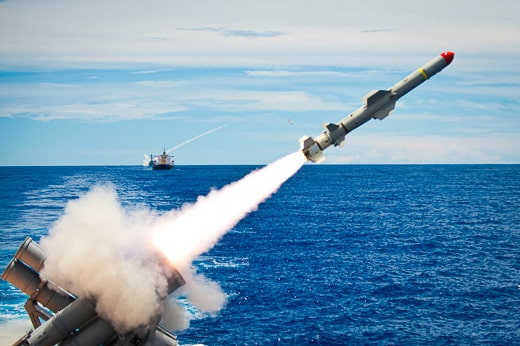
39 151 306 333
39 185 169 333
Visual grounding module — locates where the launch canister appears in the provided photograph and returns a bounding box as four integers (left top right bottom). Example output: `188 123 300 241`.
299 51 454 163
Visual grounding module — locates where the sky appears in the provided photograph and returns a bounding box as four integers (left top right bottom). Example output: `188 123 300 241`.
0 0 519 165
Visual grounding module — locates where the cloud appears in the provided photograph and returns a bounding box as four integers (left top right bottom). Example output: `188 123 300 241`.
177 26 223 33
245 70 355 78
360 28 396 33
223 29 284 38
0 68 354 121
0 101 187 122
136 80 181 88
186 89 348 113
0 0 519 164
178 26 284 38
0 0 518 69
324 134 520 164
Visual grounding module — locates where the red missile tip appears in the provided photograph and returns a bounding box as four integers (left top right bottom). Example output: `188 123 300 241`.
441 51 454 65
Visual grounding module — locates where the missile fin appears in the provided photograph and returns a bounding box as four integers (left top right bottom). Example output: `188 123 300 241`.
299 135 325 163
323 122 340 132
363 90 392 108
372 101 396 120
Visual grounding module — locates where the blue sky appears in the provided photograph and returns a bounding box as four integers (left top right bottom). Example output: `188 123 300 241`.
1 0 519 165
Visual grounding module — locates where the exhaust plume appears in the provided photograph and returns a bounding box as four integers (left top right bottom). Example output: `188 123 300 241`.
153 151 306 269
166 124 228 154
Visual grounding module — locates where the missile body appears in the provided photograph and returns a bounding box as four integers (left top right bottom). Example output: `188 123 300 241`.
299 52 454 162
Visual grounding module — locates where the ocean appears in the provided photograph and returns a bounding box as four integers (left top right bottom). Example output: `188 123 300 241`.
1 164 519 345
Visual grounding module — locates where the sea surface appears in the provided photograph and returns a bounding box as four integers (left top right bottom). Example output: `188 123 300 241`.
1 164 519 345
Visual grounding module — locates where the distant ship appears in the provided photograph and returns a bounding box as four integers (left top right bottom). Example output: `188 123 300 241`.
146 149 174 170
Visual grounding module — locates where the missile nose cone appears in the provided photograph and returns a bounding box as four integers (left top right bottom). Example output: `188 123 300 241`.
441 51 454 65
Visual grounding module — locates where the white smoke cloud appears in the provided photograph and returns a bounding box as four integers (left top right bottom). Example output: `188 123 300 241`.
180 268 228 313
160 297 190 331
40 184 169 333
38 151 306 334
161 268 228 332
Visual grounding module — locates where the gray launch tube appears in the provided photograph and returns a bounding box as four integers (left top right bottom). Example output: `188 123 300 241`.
14 237 47 272
60 317 116 346
154 324 180 345
1 259 74 312
26 297 97 346
2 238 187 346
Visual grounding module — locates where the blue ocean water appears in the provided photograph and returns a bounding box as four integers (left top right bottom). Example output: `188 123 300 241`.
1 164 519 344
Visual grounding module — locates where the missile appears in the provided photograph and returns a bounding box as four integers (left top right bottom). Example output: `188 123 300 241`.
299 51 454 163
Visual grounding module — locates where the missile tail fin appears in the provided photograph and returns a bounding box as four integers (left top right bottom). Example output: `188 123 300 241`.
299 136 325 163
372 101 396 120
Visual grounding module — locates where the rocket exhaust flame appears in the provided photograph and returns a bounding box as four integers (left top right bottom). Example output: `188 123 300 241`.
154 151 306 269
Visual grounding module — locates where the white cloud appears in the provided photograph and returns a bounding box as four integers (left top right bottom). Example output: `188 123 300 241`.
245 70 355 78
0 0 519 164
324 134 520 164
189 89 347 112
0 0 518 69
0 73 350 121
136 80 182 88
178 27 285 38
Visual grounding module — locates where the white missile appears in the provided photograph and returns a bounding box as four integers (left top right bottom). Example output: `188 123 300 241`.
299 51 455 163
